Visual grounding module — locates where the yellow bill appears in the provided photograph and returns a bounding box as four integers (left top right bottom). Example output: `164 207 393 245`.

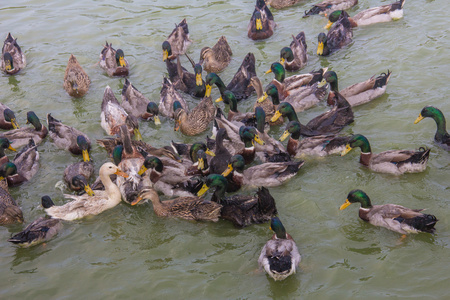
215 97 223 103
414 114 424 124
254 134 265 145
341 144 353 156
270 110 282 122
197 183 210 197
134 128 143 141
196 73 203 86
205 149 215 157
82 149 90 162
340 199 352 210
118 56 126 67
279 57 285 66
8 145 16 152
325 21 333 30
85 185 95 196
163 50 169 62
138 165 147 176
198 158 205 170
317 42 324 55
221 164 233 177
279 130 290 142
205 84 212 97
265 69 272 75
317 78 328 88
11 118 19 129
257 92 268 103
154 115 161 126
256 19 262 30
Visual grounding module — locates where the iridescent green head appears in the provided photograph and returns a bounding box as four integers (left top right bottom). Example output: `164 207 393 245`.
228 154 245 173
321 71 339 92
112 145 123 165
340 189 373 210
267 62 285 83
197 174 228 198
77 135 91 162
190 142 207 162
280 47 294 66
415 106 446 126
265 84 280 105
142 156 163 173
26 111 43 131
223 90 238 110
254 106 266 133
317 33 328 56
0 138 15 155
280 121 301 141
173 101 183 112
115 49 126 67
162 41 172 61
0 162 17 178
3 108 19 129
342 134 371 156
270 217 287 239
147 102 161 125
329 10 345 23
278 102 297 121
3 52 14 71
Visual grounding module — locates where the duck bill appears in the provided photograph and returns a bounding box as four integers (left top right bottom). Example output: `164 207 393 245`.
174 120 180 131
118 57 126 67
317 78 328 88
215 96 223 103
341 145 353 156
197 183 210 197
198 158 205 170
154 115 161 125
317 42 324 55
138 165 147 176
84 185 95 196
196 74 203 86
414 115 424 124
279 57 285 66
205 84 212 97
115 169 129 178
205 149 215 157
279 130 290 142
163 50 169 62
340 199 352 210
254 134 265 145
8 145 16 152
265 69 272 75
257 92 268 103
221 164 233 177
131 196 143 206
11 118 19 129
325 21 333 30
133 128 143 141
82 149 90 162
270 110 282 122
256 19 263 30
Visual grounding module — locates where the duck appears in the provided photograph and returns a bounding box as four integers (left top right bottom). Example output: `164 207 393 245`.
221 154 303 191
63 54 90 97
166 54 207 98
174 96 215 136
271 99 354 136
159 77 190 119
132 187 222 222
303 0 358 17
7 139 39 186
101 86 142 140
63 136 95 194
121 79 161 125
248 0 276 40
258 216 301 281
341 134 431 175
0 137 15 165
0 165 23 225
265 0 301 9
199 36 233 73
197 174 278 228
99 42 129 77
42 162 129 221
0 103 20 129
340 189 438 235
248 77 277 125
317 11 353 56
0 111 48 149
280 31 307 71
206 53 257 102
209 128 233 175
318 70 392 107
1 33 26 75
414 106 450 151
279 121 349 157
0 161 17 191
47 114 91 156
162 18 192 61
8 215 62 247
325 1 405 28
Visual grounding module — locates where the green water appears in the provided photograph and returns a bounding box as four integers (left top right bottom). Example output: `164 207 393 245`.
1 0 449 299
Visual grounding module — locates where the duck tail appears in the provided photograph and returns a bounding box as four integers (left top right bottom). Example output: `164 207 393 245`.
394 214 438 233
41 196 55 209
373 70 392 89
303 6 323 18
257 187 277 215
8 232 29 244
268 254 293 274
397 147 430 167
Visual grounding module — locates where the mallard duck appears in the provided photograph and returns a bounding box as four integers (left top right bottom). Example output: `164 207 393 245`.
166 55 206 98
1 33 26 75
132 187 222 221
0 103 19 129
0 161 17 191
280 32 307 71
199 36 233 73
63 136 94 194
7 139 39 186
174 96 215 136
209 128 233 175
121 79 161 125
0 164 23 225
279 121 349 157
340 189 438 234
43 162 128 221
258 216 301 281
162 19 192 61
341 134 431 175
99 42 129 77
8 216 62 247
248 77 277 125
265 0 301 9
248 0 276 40
271 98 354 136
326 1 405 28
317 11 353 56
159 77 189 119
47 114 91 156
198 174 278 228
303 0 358 17
221 154 303 191
0 111 48 149
0 138 16 166
63 54 90 97
414 106 450 151
101 86 142 140
318 70 392 107
206 53 257 102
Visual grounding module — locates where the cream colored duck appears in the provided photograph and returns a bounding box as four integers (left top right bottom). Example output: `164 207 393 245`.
1 33 26 75
43 162 128 221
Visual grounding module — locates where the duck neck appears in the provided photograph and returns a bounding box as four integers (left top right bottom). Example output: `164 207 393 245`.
211 183 227 203
431 111 449 142
149 194 167 217
100 172 121 203
241 146 255 164
285 110 299 122
269 92 280 105
287 137 300 157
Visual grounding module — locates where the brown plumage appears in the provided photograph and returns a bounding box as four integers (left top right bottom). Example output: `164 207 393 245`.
99 42 129 77
199 36 233 73
1 33 26 75
174 97 215 136
63 54 90 97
